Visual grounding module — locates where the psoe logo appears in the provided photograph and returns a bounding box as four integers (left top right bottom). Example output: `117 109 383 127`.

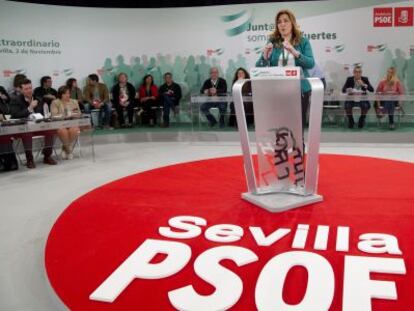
207 48 224 56
3 70 14 78
51 68 74 77
325 44 345 53
344 63 363 71
285 69 298 77
221 9 254 37
88 215 407 310
367 44 387 52
394 7 414 27
3 69 27 77
63 68 74 76
245 47 262 55
373 7 393 27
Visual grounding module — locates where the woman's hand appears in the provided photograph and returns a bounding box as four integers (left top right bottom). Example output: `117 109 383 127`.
282 40 300 58
263 43 273 60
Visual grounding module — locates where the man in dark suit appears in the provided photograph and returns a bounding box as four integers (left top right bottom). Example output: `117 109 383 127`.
342 66 374 128
111 73 136 128
0 87 9 121
0 86 10 108
9 78 57 168
159 72 182 128
0 88 19 171
200 67 228 128
33 75 58 107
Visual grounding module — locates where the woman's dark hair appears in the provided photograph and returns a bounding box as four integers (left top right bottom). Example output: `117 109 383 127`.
57 86 70 99
88 74 99 82
40 76 51 86
142 74 154 87
13 74 27 88
66 78 77 89
232 67 250 85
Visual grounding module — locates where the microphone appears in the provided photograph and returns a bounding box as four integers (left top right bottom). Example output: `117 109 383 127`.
264 38 275 60
282 37 291 51
268 36 276 45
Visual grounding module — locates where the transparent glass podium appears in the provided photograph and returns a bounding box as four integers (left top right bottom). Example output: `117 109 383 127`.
232 67 324 212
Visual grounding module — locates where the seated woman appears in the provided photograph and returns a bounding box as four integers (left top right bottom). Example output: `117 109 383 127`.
375 67 404 130
228 67 253 127
66 78 85 112
138 74 159 126
51 86 81 159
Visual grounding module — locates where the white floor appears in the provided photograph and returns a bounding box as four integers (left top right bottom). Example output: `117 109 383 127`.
1 142 414 310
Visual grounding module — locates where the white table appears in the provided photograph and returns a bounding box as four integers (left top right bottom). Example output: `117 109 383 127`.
190 93 414 130
191 93 414 103
0 117 95 160
0 117 91 136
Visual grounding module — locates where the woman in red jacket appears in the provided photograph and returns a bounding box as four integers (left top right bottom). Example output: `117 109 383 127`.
138 74 159 126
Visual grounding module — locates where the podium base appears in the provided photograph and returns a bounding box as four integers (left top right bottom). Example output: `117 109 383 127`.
242 192 323 213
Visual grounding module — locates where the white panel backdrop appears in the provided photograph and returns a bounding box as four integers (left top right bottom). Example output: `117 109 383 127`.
0 0 413 97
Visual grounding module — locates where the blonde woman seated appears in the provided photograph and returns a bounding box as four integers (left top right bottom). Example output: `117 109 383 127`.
375 67 404 130
51 86 81 159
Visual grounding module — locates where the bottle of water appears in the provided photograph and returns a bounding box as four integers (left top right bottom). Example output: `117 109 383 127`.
65 105 71 118
43 103 50 118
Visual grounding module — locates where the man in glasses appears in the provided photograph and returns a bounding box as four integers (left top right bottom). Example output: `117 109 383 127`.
342 66 374 129
200 67 228 128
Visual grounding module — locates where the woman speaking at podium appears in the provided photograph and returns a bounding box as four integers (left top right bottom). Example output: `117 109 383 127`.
256 9 315 127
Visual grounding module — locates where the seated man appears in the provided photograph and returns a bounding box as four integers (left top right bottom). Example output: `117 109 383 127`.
342 66 374 129
0 92 18 171
159 72 182 127
33 75 58 109
9 79 57 168
9 74 27 100
83 74 112 129
0 85 10 107
111 73 136 128
200 67 228 128
0 87 10 120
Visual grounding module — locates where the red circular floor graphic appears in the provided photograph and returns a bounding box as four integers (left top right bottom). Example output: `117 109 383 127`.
45 155 414 310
